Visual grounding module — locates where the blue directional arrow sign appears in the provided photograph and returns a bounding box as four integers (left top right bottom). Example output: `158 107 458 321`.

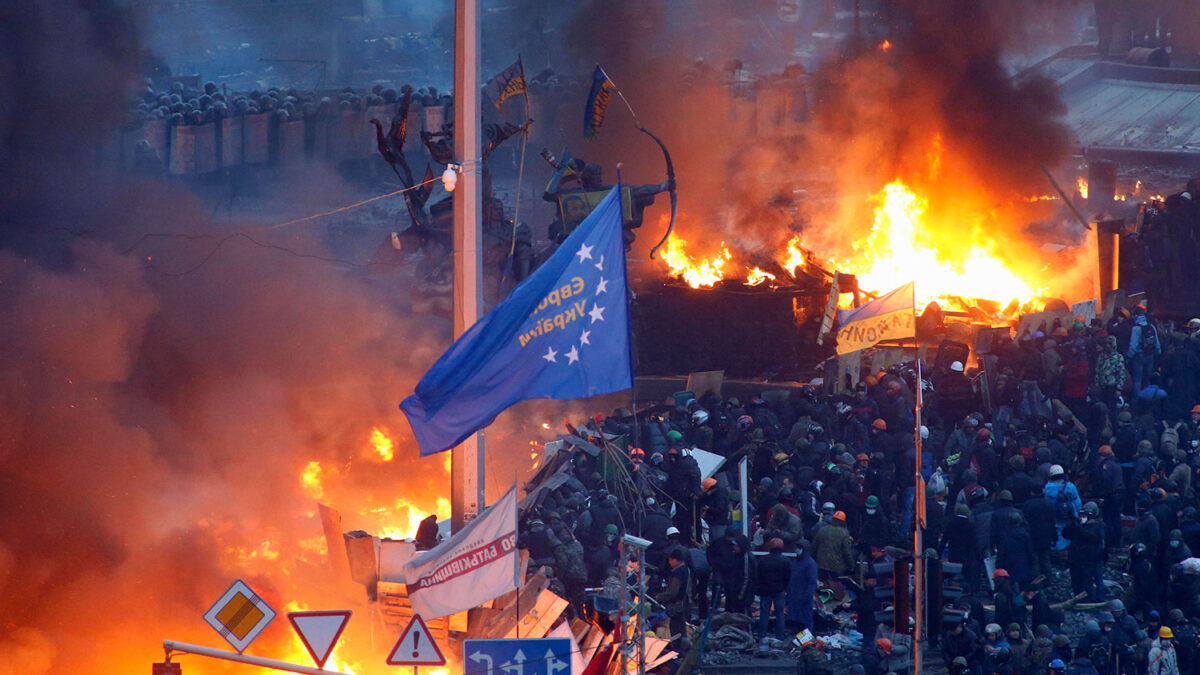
463 638 573 675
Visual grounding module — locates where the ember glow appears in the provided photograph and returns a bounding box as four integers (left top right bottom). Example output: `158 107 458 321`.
1077 177 1088 199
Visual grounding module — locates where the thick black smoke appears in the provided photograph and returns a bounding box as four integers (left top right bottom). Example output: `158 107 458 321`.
0 2 455 671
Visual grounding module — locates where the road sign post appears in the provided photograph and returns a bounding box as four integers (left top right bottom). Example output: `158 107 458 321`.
287 610 352 669
463 638 572 675
162 640 352 675
202 579 276 654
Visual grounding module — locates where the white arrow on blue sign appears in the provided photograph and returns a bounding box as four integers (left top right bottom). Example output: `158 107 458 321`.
463 638 573 675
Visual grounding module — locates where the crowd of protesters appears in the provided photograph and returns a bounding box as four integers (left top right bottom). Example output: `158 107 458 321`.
517 298 1200 674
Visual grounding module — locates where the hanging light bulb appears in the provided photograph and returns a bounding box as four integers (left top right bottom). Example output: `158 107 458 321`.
442 164 459 192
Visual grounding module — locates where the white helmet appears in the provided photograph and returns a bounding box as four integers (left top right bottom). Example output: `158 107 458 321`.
950 361 964 372
1049 464 1065 477
692 410 709 425
920 425 930 440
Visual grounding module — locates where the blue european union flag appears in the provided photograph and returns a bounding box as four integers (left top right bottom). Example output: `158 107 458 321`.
401 185 633 455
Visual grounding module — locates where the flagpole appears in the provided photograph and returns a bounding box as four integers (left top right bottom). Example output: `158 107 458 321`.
598 65 643 130
913 294 924 675
451 0 486 532
508 54 530 262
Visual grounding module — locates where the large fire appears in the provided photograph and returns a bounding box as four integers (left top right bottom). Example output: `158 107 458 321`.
170 426 455 674
660 233 733 288
658 177 1046 313
848 180 1041 307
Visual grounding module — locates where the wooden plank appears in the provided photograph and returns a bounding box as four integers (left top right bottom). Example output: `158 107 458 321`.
477 573 548 639
317 504 350 578
490 550 530 611
507 588 568 639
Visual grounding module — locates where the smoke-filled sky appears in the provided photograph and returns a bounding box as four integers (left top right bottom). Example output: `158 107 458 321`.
0 0 1098 672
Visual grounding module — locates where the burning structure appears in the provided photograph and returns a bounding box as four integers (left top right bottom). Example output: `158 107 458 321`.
627 1 1104 380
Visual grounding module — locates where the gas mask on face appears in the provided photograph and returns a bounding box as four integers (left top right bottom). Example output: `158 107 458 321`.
1172 540 1181 548
866 508 877 516
1079 516 1089 524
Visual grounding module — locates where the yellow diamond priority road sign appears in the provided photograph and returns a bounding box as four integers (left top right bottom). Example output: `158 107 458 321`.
203 579 277 653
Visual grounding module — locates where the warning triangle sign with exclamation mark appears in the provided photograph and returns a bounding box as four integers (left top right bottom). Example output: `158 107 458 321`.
387 613 446 666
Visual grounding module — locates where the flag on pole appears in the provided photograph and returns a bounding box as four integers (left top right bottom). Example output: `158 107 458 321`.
400 186 633 455
583 66 615 141
401 484 518 618
484 58 527 112
835 281 916 354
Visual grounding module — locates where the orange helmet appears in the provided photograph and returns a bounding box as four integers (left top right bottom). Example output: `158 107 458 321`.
876 637 892 654
629 447 645 461
872 418 887 431
833 510 847 521
702 477 718 491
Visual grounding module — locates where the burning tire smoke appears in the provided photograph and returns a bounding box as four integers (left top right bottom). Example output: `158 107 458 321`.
561 0 1093 307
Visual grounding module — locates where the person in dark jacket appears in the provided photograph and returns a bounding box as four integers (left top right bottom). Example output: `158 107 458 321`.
996 511 1036 587
657 548 693 646
699 477 730 538
858 495 892 554
942 504 979 593
1129 543 1162 615
941 620 980 669
1022 484 1057 578
708 527 752 613
1093 445 1125 552
756 537 792 639
1180 507 1200 555
787 538 818 630
1004 454 1036 505
1063 502 1106 602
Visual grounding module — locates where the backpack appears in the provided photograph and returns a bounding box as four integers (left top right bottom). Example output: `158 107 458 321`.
1162 422 1181 450
1053 482 1075 521
1140 323 1159 354
1088 641 1110 668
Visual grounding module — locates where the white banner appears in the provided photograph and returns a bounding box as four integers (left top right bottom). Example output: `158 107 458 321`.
836 281 915 355
402 485 518 618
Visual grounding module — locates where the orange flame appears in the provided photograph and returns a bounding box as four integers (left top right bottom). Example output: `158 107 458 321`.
1077 177 1088 199
780 234 806 276
850 180 1040 307
660 233 733 288
367 427 395 462
301 460 325 499
880 39 892 51
372 496 452 540
745 267 776 286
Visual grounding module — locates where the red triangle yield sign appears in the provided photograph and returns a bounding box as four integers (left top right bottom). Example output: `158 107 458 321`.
387 614 446 666
287 610 352 668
